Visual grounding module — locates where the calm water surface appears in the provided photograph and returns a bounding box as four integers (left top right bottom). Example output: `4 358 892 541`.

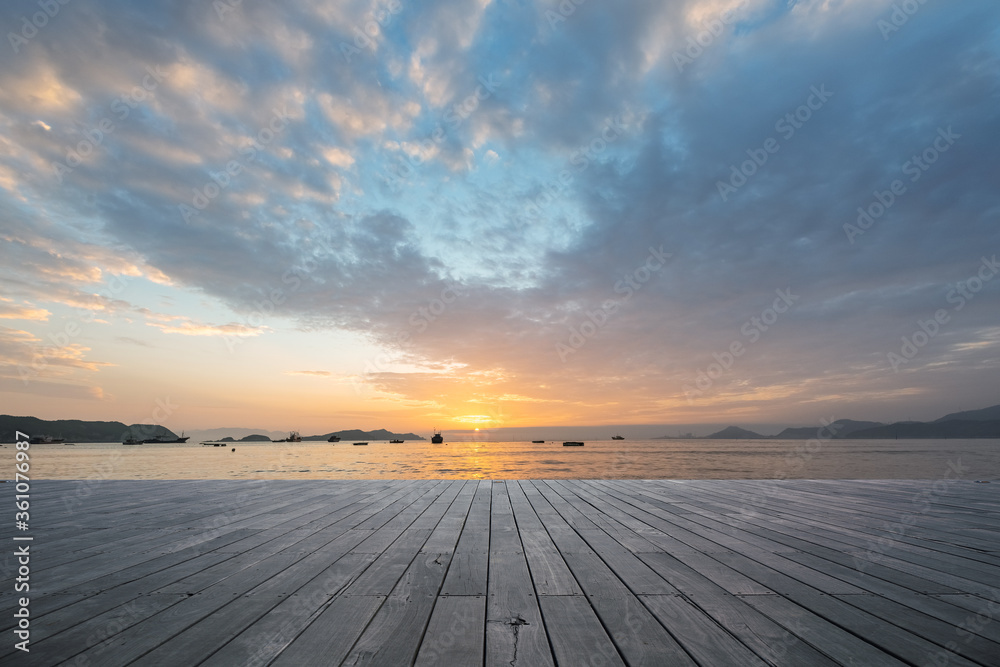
5 439 999 480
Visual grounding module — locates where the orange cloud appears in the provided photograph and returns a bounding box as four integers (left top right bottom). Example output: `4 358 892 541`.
0 298 50 321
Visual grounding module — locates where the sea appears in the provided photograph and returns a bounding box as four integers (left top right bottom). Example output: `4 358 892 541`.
4 438 999 480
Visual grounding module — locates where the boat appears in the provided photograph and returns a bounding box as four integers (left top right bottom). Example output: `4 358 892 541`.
123 437 142 445
353 442 368 446
532 440 545 443
142 432 190 444
28 435 65 444
328 435 341 442
611 434 624 440
431 430 444 444
272 431 302 442
562 441 585 446
389 439 403 443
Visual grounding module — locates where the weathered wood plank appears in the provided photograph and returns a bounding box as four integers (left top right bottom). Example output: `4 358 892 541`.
639 594 769 666
268 596 385 667
485 550 554 667
538 595 626 666
14 479 998 666
414 596 486 667
200 553 378 667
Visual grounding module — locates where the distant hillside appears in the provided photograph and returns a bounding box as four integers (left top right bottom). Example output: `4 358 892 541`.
773 419 883 439
187 427 285 443
0 415 176 443
934 405 1000 422
704 426 765 439
239 434 272 441
845 420 1000 439
303 429 425 441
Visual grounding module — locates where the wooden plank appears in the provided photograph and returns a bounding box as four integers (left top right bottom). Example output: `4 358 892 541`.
639 594 769 666
740 593 909 666
560 553 698 666
837 593 1000 666
341 595 437 666
637 551 774 597
486 549 553 667
128 595 284 666
199 553 378 667
440 480 491 596
573 529 679 595
11 478 998 666
516 529 583 595
342 539 458 665
415 596 486 667
691 593 842 666
16 594 186 666
506 482 582 595
781 589 983 667
538 595 626 666
342 529 434 596
268 596 385 667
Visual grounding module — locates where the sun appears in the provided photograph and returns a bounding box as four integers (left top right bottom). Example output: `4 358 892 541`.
475 428 480 431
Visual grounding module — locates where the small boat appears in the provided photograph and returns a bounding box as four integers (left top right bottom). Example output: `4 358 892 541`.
431 430 444 444
353 442 368 446
123 437 142 445
562 441 585 446
328 435 341 442
142 432 191 444
272 431 302 442
532 440 544 443
389 439 403 443
28 435 65 444
611 434 624 440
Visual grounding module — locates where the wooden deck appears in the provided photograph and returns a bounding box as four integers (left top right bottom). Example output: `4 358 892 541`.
3 479 999 666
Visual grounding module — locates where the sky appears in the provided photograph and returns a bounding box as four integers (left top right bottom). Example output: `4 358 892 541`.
0 0 998 436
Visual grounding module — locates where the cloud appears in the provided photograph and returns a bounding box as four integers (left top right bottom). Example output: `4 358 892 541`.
138 311 266 338
0 298 50 321
0 0 997 425
0 326 115 378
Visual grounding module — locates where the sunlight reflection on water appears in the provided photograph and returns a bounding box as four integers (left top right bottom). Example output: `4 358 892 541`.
6 438 999 480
